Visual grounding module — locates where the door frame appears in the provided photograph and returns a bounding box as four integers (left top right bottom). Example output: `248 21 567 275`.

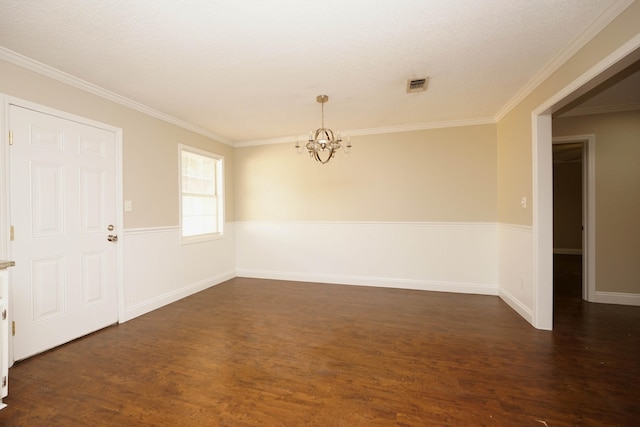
552 135 596 302
531 35 640 330
0 95 124 365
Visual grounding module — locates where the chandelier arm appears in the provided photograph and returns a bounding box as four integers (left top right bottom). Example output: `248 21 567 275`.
315 148 335 164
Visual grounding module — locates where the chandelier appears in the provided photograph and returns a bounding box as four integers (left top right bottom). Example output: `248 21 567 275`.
296 95 351 164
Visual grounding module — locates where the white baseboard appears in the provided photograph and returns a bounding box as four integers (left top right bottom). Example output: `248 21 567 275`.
122 271 235 322
499 287 534 325
594 291 640 306
553 248 583 255
553 248 582 255
236 269 499 295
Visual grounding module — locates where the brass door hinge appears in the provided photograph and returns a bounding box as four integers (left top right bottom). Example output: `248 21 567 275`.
11 321 15 336
10 226 14 241
8 130 13 146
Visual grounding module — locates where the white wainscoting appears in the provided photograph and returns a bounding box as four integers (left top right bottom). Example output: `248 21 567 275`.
121 224 235 321
235 221 499 295
498 223 534 325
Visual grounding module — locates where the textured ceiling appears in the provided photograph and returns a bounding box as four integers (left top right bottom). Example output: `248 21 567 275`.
0 0 632 145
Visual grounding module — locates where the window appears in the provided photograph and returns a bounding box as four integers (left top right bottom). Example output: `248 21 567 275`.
179 145 223 242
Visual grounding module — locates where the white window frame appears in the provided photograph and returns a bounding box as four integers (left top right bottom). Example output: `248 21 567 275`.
179 144 224 244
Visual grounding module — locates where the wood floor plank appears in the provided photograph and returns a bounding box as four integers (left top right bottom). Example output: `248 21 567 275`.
0 274 638 426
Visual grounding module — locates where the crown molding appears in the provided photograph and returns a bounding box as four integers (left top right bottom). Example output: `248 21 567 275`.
0 46 233 146
3 44 494 149
345 117 497 136
493 0 635 122
234 117 496 147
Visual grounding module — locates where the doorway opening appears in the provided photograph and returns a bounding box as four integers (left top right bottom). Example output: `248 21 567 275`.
551 137 594 310
552 141 583 303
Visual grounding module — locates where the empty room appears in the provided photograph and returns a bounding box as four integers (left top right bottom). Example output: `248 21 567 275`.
0 1 639 425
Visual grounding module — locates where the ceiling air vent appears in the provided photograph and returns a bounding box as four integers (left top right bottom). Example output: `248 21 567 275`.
407 77 428 93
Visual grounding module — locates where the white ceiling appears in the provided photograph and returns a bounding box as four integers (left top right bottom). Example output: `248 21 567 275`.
0 0 632 145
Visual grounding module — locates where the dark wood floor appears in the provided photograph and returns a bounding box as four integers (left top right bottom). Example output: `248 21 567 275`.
1 263 638 426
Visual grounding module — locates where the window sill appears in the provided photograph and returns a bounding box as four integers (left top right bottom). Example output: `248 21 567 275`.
180 231 224 245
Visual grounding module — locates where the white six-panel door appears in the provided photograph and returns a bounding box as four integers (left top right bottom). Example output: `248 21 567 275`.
9 105 118 361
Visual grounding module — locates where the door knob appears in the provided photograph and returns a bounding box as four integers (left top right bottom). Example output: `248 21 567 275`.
107 234 118 242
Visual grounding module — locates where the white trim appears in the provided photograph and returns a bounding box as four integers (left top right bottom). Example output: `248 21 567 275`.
553 248 583 255
114 126 125 324
5 96 122 136
344 117 496 136
234 117 496 147
0 100 10 261
122 271 235 321
494 0 635 121
532 34 640 330
236 269 498 296
586 134 597 304
178 144 225 244
532 112 554 330
593 291 640 306
123 226 180 235
0 46 232 147
499 287 533 325
0 100 13 366
233 220 498 228
499 223 533 233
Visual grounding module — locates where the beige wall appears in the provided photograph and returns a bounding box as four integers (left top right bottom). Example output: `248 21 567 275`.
554 110 640 294
497 1 640 226
497 110 532 225
235 125 497 222
0 59 234 229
